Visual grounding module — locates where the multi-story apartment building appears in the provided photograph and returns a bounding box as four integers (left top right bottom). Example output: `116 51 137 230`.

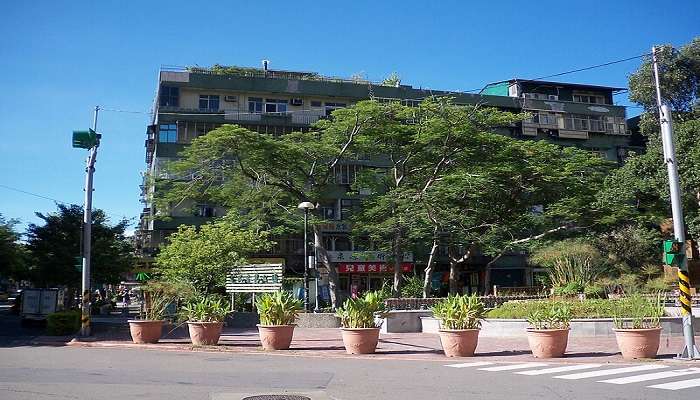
136 64 632 298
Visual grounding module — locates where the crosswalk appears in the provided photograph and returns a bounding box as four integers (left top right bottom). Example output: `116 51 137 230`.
444 361 700 391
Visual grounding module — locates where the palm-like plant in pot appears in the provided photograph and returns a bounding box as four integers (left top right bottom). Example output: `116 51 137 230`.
432 294 486 357
128 281 180 344
181 295 230 346
526 302 572 358
255 291 303 350
612 293 665 359
335 291 387 354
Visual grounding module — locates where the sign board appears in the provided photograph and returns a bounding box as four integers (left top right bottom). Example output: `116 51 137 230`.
226 263 284 293
337 262 413 273
327 251 414 263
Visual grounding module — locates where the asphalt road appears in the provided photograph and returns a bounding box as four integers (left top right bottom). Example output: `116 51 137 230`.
0 344 694 400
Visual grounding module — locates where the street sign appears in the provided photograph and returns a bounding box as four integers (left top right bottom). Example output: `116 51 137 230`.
72 128 99 149
663 239 684 266
225 263 284 293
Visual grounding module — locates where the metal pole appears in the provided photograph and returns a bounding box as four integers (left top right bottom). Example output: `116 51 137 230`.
314 243 320 312
303 209 309 312
652 48 698 359
80 105 99 337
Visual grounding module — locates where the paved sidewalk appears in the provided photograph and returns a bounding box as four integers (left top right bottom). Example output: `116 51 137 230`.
33 326 700 365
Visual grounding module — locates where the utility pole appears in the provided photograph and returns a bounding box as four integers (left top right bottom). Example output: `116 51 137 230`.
652 47 698 359
73 106 101 336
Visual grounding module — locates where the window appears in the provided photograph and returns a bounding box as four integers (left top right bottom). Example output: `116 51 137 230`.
340 199 361 220
196 204 215 218
158 124 177 143
310 100 322 107
320 204 336 220
573 93 607 105
325 102 347 116
332 164 362 185
159 86 179 107
248 97 263 113
198 95 220 111
265 99 288 113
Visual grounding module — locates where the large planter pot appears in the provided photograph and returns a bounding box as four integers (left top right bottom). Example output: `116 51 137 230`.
187 321 224 346
613 327 662 359
128 320 163 344
526 328 570 358
257 324 295 350
340 328 380 354
438 329 480 357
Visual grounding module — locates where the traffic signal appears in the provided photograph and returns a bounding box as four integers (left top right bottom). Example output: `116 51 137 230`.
663 239 684 266
72 128 99 149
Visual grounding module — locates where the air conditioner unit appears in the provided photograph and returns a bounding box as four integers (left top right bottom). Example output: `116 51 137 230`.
548 95 559 101
224 95 237 102
291 98 303 106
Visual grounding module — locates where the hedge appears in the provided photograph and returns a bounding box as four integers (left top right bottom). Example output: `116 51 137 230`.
46 310 81 335
487 299 619 319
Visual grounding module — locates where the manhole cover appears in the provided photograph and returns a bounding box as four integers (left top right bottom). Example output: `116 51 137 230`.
242 396 311 400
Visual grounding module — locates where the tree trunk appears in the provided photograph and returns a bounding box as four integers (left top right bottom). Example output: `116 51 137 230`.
448 259 460 295
314 227 338 309
422 230 439 298
392 230 403 298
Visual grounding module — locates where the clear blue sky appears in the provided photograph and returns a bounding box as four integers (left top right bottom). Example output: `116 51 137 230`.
1 1 698 234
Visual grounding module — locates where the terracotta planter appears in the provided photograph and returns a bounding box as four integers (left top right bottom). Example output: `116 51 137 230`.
340 328 380 354
128 320 163 344
187 321 224 346
526 328 570 358
258 324 295 350
613 327 662 359
438 329 480 357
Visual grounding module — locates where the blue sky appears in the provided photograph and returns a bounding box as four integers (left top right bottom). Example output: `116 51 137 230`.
0 1 698 234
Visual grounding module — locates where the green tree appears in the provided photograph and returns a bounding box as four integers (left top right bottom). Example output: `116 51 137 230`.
25 204 134 288
155 214 271 295
0 214 29 282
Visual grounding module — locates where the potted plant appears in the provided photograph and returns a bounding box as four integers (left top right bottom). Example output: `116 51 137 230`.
181 295 230 346
336 291 386 354
255 291 303 350
432 294 486 357
612 293 664 359
526 302 572 358
128 282 177 344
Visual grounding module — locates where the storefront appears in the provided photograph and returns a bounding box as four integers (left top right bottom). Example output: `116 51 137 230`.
327 251 414 299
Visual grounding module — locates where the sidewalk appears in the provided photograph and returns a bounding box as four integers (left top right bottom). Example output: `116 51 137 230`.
47 326 700 365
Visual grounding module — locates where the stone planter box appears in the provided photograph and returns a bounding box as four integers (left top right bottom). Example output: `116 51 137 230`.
226 312 259 329
381 310 433 333
295 313 341 328
421 316 700 337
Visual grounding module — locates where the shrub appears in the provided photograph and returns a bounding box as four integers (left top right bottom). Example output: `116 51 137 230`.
400 275 424 298
612 293 664 329
530 240 605 290
527 302 572 330
432 294 486 330
181 295 230 323
553 282 584 296
139 281 189 320
336 291 386 328
46 310 81 335
488 299 618 319
256 291 303 326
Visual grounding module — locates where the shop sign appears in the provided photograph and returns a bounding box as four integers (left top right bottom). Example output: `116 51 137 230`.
328 251 414 263
226 264 284 293
337 262 413 273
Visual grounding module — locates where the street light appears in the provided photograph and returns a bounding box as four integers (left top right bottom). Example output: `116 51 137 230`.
298 201 315 312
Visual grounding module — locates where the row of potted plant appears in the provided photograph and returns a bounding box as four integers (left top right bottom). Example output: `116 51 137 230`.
127 286 666 360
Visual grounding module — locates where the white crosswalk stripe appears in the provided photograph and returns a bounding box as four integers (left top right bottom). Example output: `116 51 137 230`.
445 362 494 368
599 368 700 384
649 377 700 390
479 362 550 371
554 364 668 380
517 364 603 376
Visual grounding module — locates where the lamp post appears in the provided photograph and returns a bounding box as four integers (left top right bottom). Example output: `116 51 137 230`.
298 201 315 312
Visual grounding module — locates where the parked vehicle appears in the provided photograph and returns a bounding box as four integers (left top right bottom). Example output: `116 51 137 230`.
20 288 65 322
256 291 303 350
526 302 572 358
432 294 486 357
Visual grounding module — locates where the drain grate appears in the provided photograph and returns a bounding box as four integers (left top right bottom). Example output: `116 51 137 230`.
242 396 311 400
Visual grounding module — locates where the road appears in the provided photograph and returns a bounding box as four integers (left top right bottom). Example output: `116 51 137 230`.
1 344 696 400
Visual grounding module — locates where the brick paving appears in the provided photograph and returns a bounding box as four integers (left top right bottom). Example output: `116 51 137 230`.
29 326 700 365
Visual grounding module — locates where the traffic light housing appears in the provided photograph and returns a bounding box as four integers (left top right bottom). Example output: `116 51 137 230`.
663 239 684 266
72 129 99 149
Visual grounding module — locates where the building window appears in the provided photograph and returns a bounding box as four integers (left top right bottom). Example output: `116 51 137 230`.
265 99 288 113
320 204 336 220
325 102 347 116
198 95 220 111
340 199 361 220
158 124 177 143
248 97 263 113
196 204 215 218
310 100 322 107
159 86 179 107
332 164 362 185
573 93 607 104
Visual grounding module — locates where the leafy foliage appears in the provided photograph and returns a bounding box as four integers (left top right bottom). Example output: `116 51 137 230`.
612 293 665 329
138 281 188 321
46 310 81 335
25 204 134 288
488 299 617 319
527 302 572 330
432 294 486 330
255 291 303 326
400 275 425 298
335 291 387 328
155 214 271 295
530 240 606 292
180 295 229 322
0 214 29 281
